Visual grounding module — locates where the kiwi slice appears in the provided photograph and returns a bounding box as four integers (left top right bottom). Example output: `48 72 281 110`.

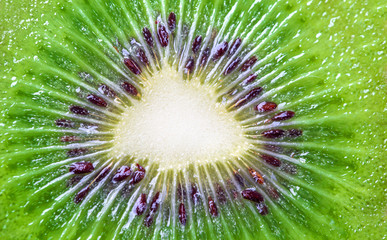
1 0 386 239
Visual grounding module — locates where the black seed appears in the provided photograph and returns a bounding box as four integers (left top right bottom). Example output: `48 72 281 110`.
241 74 257 86
142 27 154 47
212 41 228 61
124 58 142 75
192 36 202 53
98 84 116 98
69 161 94 174
224 57 241 75
136 193 147 215
60 135 81 142
95 166 111 182
261 129 286 139
87 94 107 107
112 165 132 182
69 105 89 115
129 164 146 185
121 82 139 96
74 186 90 203
136 48 149 65
234 171 245 187
249 168 264 184
234 87 263 108
288 129 303 138
184 56 195 74
229 38 242 56
241 189 264 203
191 184 200 205
200 47 210 67
157 24 169 47
144 192 161 227
55 119 74 128
150 192 161 212
261 154 281 167
256 203 269 215
271 111 295 121
255 101 277 112
67 148 89 157
168 12 176 31
137 164 145 172
241 56 257 72
208 196 218 217
179 203 187 226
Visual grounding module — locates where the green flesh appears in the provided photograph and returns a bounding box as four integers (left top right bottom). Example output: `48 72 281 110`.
1 0 386 239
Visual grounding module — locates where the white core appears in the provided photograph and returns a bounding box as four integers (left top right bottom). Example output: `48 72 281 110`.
112 66 249 170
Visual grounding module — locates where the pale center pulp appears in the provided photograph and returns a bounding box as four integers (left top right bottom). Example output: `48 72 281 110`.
113 66 249 170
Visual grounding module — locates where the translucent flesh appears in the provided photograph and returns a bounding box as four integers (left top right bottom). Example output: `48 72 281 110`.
0 0 386 239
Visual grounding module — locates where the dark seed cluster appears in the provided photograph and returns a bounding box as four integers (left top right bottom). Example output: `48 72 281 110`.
261 154 282 167
271 111 295 121
224 58 241 75
144 192 161 227
157 24 169 47
241 56 257 72
167 12 176 32
70 105 89 115
191 184 201 205
208 196 218 217
200 48 210 67
124 58 142 75
192 36 202 53
184 57 195 74
129 164 146 185
53 11 304 227
112 165 132 182
87 94 107 107
229 38 242 56
241 189 264 203
122 82 139 96
233 87 263 108
67 161 146 204
255 101 277 112
178 203 187 225
212 42 229 61
143 27 154 47
136 193 147 215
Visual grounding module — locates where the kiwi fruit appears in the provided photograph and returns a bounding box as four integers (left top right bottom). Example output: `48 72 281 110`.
0 0 386 239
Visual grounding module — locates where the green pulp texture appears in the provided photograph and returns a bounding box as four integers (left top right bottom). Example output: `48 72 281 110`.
0 0 386 239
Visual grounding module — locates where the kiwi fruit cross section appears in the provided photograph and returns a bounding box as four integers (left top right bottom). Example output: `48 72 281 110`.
0 0 386 239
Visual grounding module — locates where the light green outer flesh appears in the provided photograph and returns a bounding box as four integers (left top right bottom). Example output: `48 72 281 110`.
0 0 386 239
